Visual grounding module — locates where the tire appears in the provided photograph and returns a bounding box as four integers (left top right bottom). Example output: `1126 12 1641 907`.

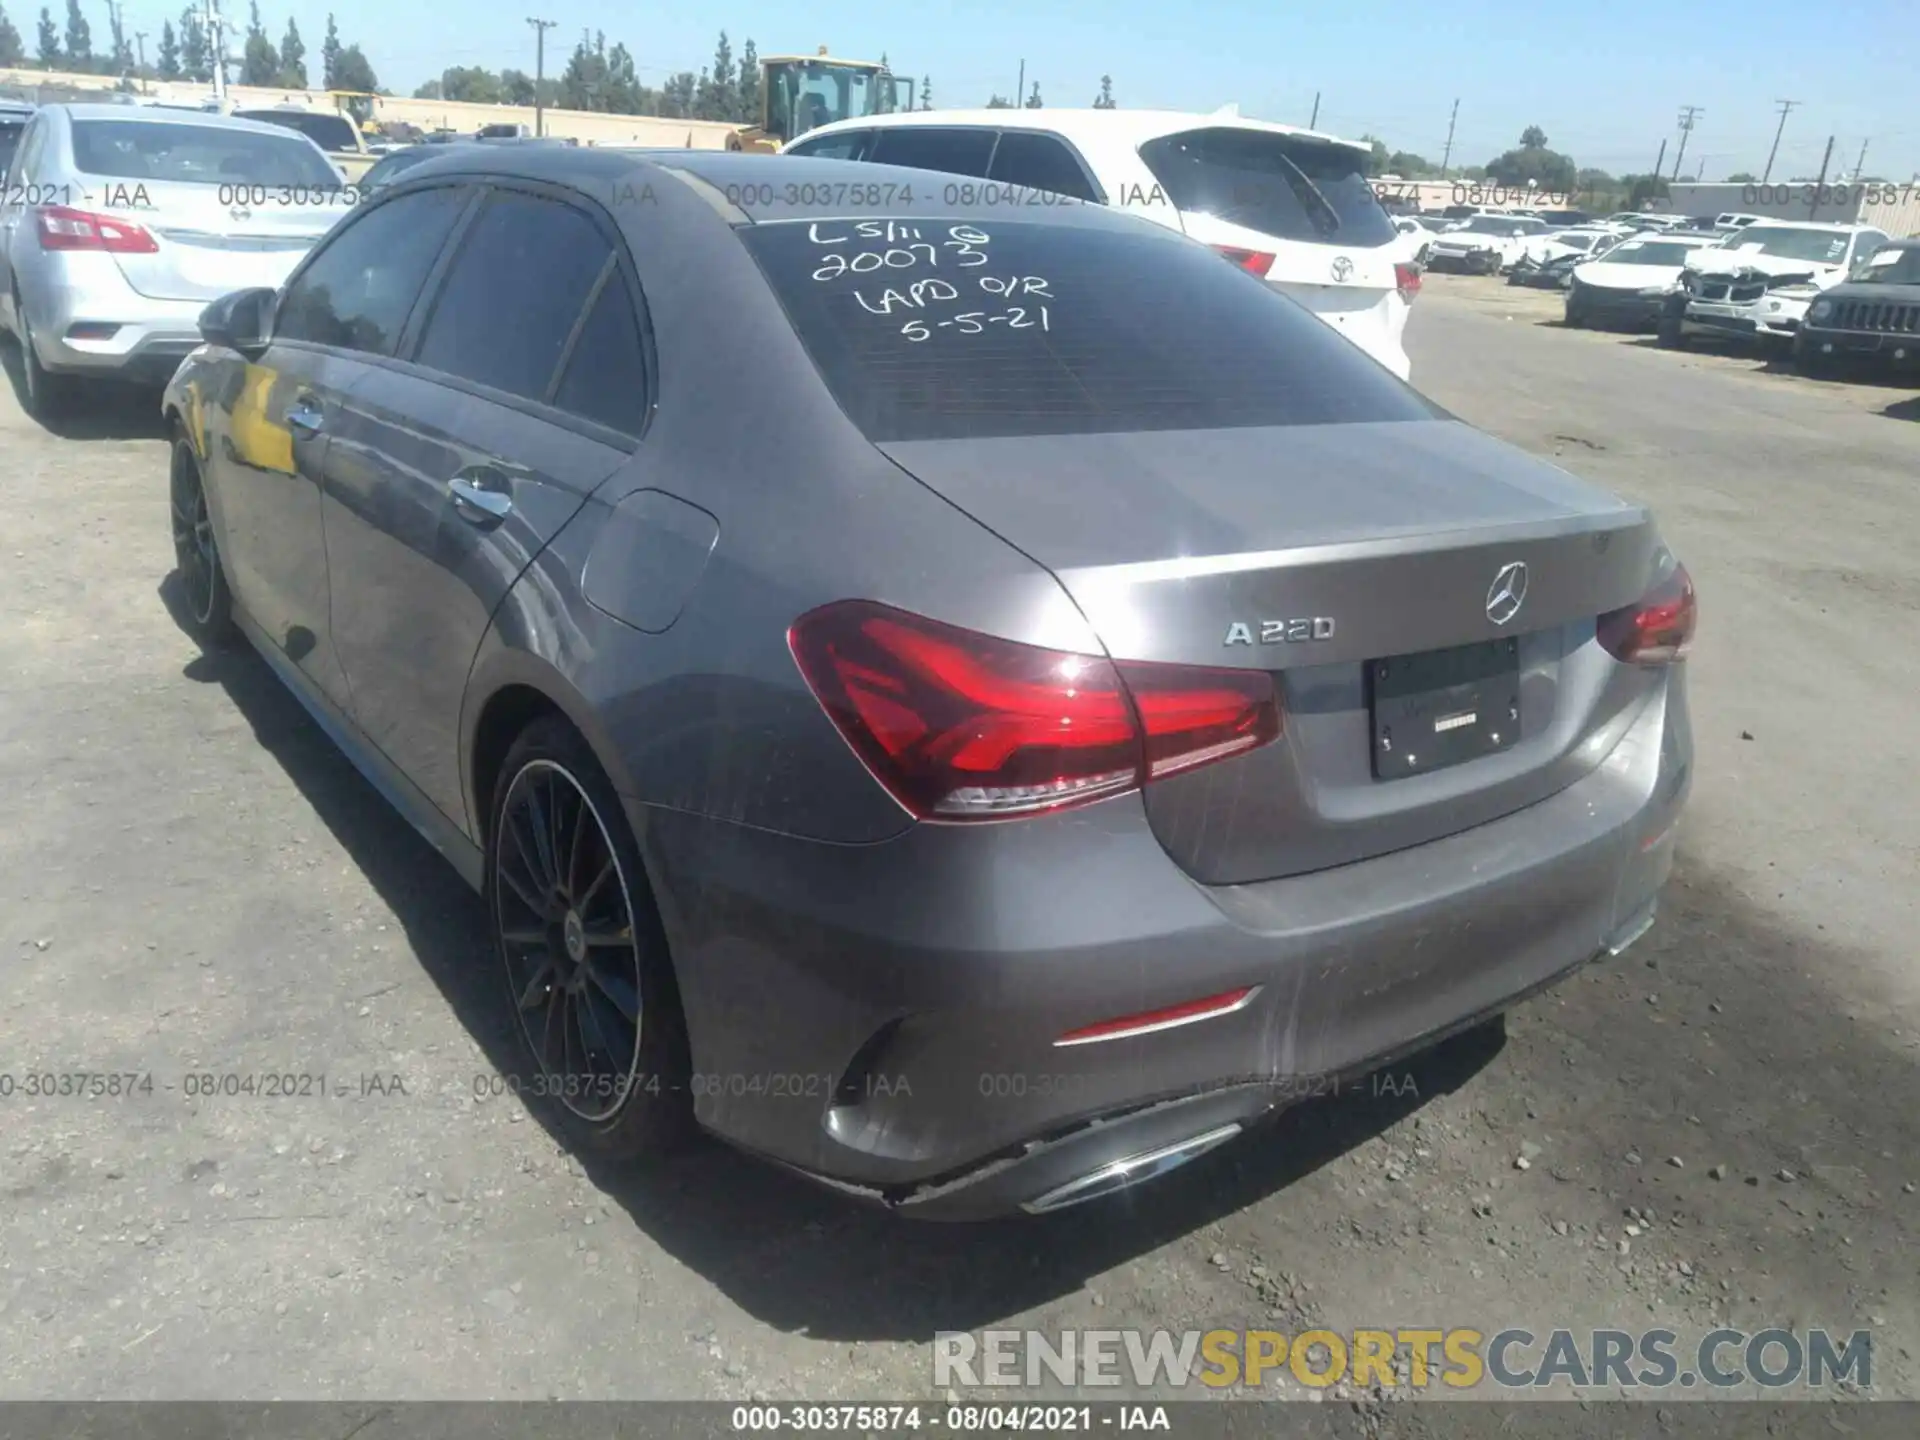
169 433 237 645
1656 306 1687 349
13 288 76 421
1564 299 1589 329
486 716 693 1158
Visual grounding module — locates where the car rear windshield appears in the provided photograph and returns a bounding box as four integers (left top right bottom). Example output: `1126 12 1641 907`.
738 217 1437 443
235 109 358 152
1136 127 1396 248
71 119 340 188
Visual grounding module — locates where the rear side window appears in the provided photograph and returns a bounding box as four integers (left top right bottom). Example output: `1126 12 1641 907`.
868 128 995 178
276 186 468 354
0 120 27 180
71 119 340 188
739 217 1436 443
987 131 1100 203
1140 127 1396 248
551 278 650 434
235 110 357 152
413 190 612 402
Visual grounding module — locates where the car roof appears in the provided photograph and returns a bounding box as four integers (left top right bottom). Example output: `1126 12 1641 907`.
1737 219 1871 233
388 146 1182 239
797 106 1372 155
47 102 325 140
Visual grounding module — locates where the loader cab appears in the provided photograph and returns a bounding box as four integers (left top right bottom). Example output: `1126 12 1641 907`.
761 50 909 145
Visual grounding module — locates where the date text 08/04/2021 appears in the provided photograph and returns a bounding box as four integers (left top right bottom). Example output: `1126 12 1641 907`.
728 1406 1160 1432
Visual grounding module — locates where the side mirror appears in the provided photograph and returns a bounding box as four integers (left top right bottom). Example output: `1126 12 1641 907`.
199 287 276 360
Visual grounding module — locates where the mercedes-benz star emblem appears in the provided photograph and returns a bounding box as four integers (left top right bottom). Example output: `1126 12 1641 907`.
1330 256 1354 282
1486 561 1529 626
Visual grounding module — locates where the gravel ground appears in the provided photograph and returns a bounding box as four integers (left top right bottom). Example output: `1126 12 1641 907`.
0 274 1915 1405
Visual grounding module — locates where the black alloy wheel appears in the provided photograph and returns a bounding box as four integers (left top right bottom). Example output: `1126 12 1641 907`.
488 719 691 1154
169 436 234 642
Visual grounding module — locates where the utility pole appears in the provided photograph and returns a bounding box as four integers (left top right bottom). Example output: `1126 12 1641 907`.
1439 97 1459 177
1761 99 1798 184
527 17 556 136
1851 138 1868 181
1016 59 1024 110
1671 105 1702 182
195 1 229 103
1808 134 1835 220
104 0 122 69
135 29 147 75
1308 91 1319 128
1651 138 1666 189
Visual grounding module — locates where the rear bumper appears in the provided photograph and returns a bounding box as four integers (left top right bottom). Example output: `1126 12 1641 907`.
15 252 209 383
628 669 1691 1219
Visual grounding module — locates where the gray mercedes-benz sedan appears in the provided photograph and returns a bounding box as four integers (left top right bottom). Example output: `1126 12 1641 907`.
161 147 1695 1220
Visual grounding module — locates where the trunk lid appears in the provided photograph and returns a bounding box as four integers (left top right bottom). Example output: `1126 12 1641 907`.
85 176 337 301
879 420 1665 882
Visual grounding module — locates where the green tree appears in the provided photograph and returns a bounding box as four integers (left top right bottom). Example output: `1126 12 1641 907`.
1023 81 1042 108
1355 133 1390 176
1725 170 1757 183
35 5 57 67
106 1 129 70
560 31 607 111
1092 74 1115 108
918 74 930 111
1621 173 1670 209
1386 150 1434 177
0 5 24 67
156 17 178 76
331 41 376 92
660 69 696 117
411 77 440 98
605 43 645 113
736 38 759 125
62 0 88 69
696 31 732 120
435 65 502 103
320 12 340 88
179 4 207 79
985 91 1012 108
278 18 306 88
1483 126 1577 191
239 3 276 85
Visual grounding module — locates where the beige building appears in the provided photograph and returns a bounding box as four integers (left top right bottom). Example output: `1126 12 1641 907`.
0 66 744 149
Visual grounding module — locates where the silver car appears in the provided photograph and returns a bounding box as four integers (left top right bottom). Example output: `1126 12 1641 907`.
0 103 349 418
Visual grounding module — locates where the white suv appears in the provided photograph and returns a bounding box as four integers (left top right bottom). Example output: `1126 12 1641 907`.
784 108 1419 380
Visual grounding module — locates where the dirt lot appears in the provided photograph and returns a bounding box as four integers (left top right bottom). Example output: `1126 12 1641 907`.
1 273 1916 1405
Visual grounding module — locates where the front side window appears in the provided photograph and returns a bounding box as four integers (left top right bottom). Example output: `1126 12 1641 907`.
71 119 340 188
275 186 468 354
412 190 613 402
787 130 873 161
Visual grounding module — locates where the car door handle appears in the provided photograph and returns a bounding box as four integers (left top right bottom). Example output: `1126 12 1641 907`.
447 474 514 523
284 398 324 437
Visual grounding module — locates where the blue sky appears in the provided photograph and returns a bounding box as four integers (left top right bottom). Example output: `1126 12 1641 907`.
186 0 1918 179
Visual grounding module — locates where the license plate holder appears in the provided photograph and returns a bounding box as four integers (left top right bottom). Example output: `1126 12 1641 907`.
1368 637 1521 781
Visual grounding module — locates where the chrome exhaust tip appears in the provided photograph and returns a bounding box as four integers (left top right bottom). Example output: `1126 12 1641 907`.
1020 1122 1244 1215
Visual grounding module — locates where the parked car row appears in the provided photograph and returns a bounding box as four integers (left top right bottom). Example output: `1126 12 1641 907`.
2 111 1698 1218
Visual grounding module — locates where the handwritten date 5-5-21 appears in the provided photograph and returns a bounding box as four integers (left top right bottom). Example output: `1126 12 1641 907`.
901 306 1051 341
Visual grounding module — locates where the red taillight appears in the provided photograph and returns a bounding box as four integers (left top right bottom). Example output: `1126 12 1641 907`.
1212 245 1276 278
36 205 159 254
1598 564 1697 665
788 601 1282 821
1395 260 1423 302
